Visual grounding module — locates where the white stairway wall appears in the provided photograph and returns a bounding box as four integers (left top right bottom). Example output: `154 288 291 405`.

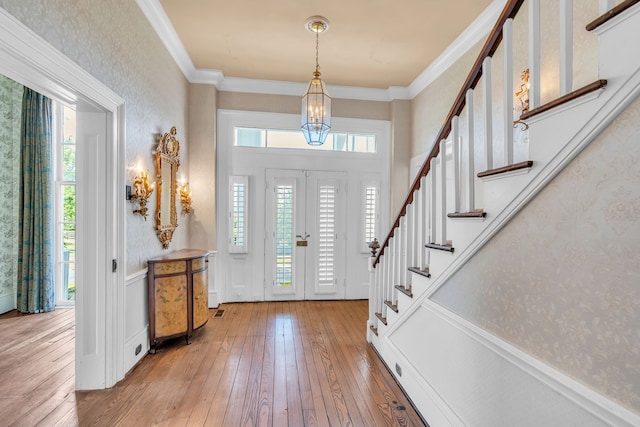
370 4 640 426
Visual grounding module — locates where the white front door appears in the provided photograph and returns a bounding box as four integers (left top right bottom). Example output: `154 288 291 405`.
265 169 346 300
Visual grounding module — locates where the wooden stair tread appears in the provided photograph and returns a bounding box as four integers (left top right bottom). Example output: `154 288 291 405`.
384 300 399 313
586 0 639 31
375 312 388 325
394 285 413 298
370 324 378 336
425 243 455 253
448 209 486 219
478 161 533 178
520 80 607 121
408 266 431 278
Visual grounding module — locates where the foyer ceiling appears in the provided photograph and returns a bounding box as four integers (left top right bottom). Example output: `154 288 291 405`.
158 0 494 89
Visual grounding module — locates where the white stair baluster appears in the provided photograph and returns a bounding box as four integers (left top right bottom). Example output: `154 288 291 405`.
385 238 392 313
452 116 460 213
422 175 430 269
414 186 423 270
466 89 475 211
430 158 437 244
399 216 406 287
404 211 411 286
503 18 514 166
599 0 614 14
372 261 379 321
529 0 541 110
482 57 493 171
560 0 573 95
440 139 447 244
406 200 415 274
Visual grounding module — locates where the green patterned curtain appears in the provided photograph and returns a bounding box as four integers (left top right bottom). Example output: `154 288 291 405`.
17 88 55 313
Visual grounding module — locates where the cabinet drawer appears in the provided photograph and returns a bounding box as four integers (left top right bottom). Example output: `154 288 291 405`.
153 260 187 275
192 257 206 271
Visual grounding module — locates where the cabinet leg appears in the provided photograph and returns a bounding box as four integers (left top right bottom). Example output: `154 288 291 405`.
186 336 192 345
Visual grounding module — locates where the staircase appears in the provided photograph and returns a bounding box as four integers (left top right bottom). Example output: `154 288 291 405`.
367 0 640 425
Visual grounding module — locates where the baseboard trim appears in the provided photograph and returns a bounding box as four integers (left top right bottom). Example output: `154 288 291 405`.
124 325 149 376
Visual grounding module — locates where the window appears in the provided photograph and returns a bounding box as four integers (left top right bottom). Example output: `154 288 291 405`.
228 176 248 253
275 184 294 286
317 184 337 285
55 104 76 306
235 127 377 153
362 183 378 252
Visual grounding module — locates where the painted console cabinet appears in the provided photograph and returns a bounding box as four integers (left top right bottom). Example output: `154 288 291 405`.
147 249 209 353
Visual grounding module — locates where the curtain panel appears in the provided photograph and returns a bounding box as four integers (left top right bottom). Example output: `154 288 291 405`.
17 88 55 313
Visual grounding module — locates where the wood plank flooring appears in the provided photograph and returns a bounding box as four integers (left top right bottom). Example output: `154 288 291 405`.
0 300 425 426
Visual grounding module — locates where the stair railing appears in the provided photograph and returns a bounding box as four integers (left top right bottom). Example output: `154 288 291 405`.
368 0 614 333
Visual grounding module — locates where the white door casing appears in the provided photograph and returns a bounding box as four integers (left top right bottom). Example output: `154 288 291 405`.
0 9 126 389
217 110 390 303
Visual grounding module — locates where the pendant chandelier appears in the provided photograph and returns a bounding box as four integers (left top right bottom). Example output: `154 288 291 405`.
301 16 331 146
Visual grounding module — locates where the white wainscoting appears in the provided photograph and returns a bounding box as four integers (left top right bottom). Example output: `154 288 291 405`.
208 251 218 308
377 300 640 427
0 293 16 314
124 269 149 374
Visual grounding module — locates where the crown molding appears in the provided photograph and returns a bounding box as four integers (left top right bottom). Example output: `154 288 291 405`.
203 76 410 102
136 0 504 101
135 0 196 79
408 0 507 98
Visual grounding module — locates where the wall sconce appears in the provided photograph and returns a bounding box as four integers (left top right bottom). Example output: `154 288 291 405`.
179 180 192 215
513 68 530 130
130 169 154 220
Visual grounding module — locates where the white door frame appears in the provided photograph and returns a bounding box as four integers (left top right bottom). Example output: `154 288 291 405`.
217 109 390 303
0 9 126 389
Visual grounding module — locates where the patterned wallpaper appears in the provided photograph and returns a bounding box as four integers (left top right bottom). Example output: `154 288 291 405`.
0 0 190 273
0 75 21 300
432 96 640 412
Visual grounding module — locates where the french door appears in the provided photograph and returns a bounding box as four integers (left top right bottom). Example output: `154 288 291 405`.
265 169 346 300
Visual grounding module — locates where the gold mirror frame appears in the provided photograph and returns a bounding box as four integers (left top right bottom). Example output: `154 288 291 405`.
154 127 180 249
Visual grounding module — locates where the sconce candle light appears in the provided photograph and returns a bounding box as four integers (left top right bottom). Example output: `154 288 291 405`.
513 68 530 130
131 169 154 220
179 180 192 215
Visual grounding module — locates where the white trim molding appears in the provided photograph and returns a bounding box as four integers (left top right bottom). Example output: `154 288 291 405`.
0 293 16 315
135 0 504 101
0 6 127 390
372 300 640 426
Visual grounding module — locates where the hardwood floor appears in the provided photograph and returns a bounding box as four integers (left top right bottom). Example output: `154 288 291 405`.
0 301 425 426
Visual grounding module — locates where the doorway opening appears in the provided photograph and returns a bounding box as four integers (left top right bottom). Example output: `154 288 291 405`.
0 9 126 389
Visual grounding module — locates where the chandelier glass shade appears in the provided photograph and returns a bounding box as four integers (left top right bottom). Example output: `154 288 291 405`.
301 17 331 146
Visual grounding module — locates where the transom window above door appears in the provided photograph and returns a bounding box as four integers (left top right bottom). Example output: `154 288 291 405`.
235 127 377 153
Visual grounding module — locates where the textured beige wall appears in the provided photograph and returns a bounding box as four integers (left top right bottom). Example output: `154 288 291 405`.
390 100 412 220
432 96 640 412
188 84 217 251
0 0 190 272
410 41 483 160
218 91 391 120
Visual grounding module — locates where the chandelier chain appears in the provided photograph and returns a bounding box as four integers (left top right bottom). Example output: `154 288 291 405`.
315 29 320 73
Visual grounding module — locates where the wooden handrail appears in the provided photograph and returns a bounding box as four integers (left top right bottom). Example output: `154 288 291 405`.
373 0 525 267
586 0 640 32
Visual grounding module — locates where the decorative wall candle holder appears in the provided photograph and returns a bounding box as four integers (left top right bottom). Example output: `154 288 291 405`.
131 169 154 220
179 180 192 215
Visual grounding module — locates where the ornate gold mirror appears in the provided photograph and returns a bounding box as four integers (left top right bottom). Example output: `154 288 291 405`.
154 127 180 248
